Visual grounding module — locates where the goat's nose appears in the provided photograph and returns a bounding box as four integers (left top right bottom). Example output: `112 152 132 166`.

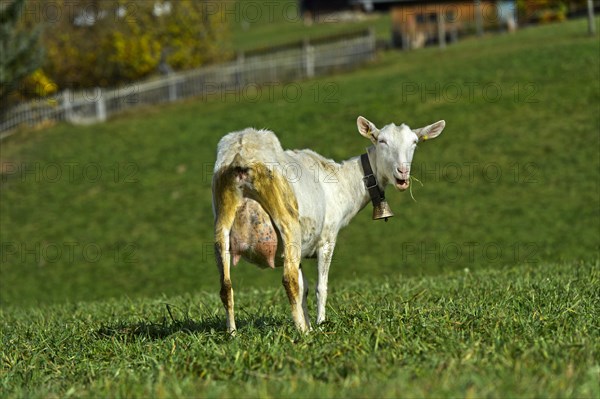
397 167 409 176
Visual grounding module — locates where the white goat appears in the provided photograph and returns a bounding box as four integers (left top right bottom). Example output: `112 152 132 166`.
212 116 445 333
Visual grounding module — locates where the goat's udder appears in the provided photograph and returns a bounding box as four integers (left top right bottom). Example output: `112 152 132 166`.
230 199 278 269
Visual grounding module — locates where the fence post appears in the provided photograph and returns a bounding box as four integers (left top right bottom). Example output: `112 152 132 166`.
402 30 410 51
63 89 73 122
95 87 106 122
236 51 245 87
475 0 484 37
438 12 446 49
368 27 377 59
303 38 315 78
168 74 178 102
588 0 596 36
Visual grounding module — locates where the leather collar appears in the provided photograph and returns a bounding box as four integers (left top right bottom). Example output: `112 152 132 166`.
360 151 385 207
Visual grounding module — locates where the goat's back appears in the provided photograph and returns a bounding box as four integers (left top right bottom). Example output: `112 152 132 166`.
214 128 284 172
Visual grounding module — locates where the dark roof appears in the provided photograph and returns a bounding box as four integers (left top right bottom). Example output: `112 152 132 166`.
351 0 503 11
302 0 506 13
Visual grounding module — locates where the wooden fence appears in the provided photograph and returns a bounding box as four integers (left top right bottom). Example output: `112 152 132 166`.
0 29 376 138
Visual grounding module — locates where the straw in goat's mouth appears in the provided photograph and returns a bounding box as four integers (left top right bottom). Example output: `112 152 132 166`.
408 175 424 202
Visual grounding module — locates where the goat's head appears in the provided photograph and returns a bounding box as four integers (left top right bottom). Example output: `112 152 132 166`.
357 116 445 191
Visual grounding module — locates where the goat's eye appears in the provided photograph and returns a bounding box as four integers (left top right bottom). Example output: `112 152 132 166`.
378 139 387 145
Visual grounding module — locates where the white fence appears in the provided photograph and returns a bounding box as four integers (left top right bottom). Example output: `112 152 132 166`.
0 29 376 138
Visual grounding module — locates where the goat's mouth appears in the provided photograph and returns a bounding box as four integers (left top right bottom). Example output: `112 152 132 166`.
395 177 410 191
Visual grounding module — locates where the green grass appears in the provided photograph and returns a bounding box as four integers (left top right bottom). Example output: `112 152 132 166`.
1 18 598 307
227 0 392 51
0 17 599 398
1 262 598 398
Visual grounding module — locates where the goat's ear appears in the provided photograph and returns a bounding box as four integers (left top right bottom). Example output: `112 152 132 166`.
357 116 379 143
414 120 445 142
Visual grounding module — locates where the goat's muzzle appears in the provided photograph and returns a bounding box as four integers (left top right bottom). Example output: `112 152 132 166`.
395 177 410 191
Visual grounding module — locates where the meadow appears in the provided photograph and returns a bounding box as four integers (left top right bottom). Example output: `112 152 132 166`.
226 0 393 51
1 16 599 398
1 263 598 397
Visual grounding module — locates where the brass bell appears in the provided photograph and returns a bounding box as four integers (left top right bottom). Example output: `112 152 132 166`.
372 200 394 221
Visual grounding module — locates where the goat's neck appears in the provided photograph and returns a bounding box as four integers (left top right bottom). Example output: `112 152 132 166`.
337 147 388 223
365 145 390 187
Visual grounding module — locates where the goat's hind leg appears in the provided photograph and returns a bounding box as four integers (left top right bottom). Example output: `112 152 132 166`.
215 237 235 334
279 226 309 333
250 163 310 333
212 169 242 334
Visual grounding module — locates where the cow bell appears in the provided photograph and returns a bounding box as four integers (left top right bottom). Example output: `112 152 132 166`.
372 200 394 221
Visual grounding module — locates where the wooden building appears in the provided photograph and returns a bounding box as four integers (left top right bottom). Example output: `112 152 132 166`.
389 1 516 49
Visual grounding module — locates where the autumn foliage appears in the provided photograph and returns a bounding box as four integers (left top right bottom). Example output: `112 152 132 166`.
36 0 230 90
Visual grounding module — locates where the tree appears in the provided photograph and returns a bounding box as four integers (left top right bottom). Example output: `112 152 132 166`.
41 0 230 90
0 0 44 110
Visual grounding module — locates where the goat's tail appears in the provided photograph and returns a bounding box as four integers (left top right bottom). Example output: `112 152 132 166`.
228 153 246 169
213 153 255 198
213 155 247 214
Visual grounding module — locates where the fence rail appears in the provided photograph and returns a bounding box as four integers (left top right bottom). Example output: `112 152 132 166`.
0 28 376 138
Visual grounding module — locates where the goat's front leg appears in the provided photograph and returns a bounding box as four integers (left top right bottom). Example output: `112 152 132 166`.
316 241 336 325
299 265 312 331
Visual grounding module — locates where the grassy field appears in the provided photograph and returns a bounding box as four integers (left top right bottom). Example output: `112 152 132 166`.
1 263 598 398
1 18 598 307
0 16 599 398
226 0 392 51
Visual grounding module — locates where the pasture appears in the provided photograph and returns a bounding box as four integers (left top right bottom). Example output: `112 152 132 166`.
1 17 599 397
1 263 598 397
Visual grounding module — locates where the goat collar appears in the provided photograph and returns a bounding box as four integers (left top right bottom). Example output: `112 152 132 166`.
360 148 394 222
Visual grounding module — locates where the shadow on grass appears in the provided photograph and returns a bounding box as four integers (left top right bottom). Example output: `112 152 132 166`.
95 317 222 340
94 305 286 341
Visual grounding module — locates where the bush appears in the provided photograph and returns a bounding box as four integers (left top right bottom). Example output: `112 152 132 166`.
0 0 43 108
38 0 231 90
